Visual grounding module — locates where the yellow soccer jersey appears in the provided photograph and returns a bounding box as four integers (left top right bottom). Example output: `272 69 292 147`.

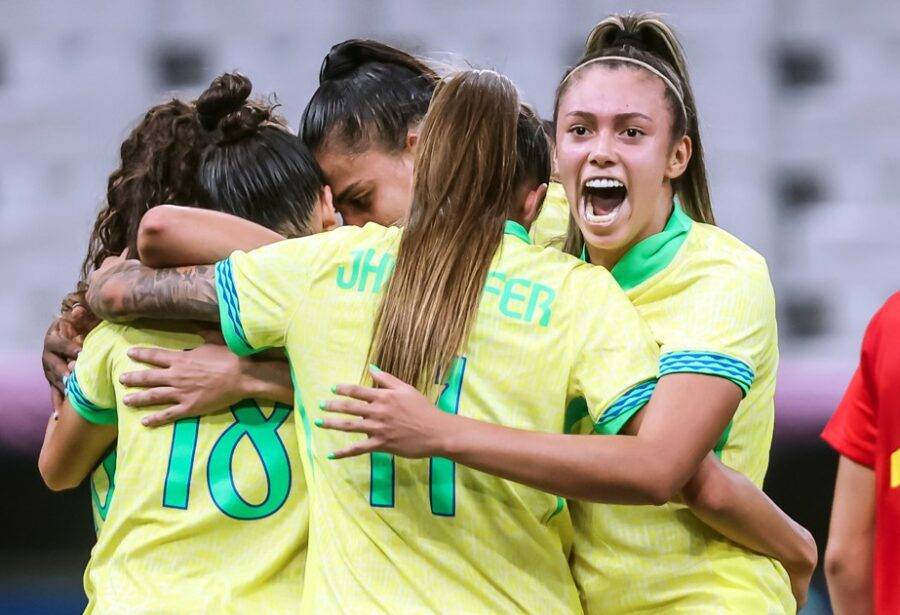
534 190 793 612
66 321 307 615
216 221 660 614
529 181 569 251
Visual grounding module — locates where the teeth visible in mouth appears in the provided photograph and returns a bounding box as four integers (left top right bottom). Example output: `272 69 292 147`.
585 177 624 189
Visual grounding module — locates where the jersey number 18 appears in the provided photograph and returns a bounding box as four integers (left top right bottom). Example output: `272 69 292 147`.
162 400 293 520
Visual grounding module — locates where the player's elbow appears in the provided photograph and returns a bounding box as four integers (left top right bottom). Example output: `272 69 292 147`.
824 538 867 587
630 460 684 506
138 205 180 267
38 456 81 492
644 478 681 506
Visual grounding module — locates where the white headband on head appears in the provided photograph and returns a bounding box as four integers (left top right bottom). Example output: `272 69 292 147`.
563 55 687 121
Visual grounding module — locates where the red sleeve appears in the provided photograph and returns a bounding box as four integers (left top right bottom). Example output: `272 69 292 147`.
820 296 899 468
822 366 877 467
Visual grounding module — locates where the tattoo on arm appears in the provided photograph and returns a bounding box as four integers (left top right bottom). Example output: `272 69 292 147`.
92 261 219 322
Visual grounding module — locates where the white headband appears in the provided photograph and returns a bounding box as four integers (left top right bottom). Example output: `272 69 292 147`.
563 56 687 121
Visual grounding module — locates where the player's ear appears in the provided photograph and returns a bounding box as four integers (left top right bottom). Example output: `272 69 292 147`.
665 135 691 180
521 183 547 228
405 128 419 152
318 185 340 230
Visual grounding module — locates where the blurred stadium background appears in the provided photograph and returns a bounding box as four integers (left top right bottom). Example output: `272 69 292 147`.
2 1 897 612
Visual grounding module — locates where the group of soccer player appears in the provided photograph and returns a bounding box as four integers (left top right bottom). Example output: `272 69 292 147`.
37 10 878 614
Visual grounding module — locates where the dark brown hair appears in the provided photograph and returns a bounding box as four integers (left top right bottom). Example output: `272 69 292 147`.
369 70 549 390
196 72 325 239
300 39 439 153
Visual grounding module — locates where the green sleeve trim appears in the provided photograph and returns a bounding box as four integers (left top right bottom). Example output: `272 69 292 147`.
594 379 657 435
659 350 754 397
66 371 117 425
713 421 733 458
564 397 590 434
215 258 256 357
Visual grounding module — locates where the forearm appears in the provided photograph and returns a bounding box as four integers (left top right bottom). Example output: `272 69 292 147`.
86 261 218 322
438 415 678 505
329 373 735 504
39 400 116 491
826 456 876 615
139 205 284 267
682 455 816 571
240 359 294 406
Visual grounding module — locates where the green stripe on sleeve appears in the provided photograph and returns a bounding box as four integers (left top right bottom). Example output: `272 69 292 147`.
713 421 733 458
215 258 256 357
564 397 590 434
594 379 657 435
66 371 117 425
659 351 754 397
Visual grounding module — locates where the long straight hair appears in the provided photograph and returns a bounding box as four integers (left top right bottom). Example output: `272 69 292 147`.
557 12 714 257
369 70 521 390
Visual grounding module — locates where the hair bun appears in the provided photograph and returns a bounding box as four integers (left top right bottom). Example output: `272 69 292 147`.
319 38 437 84
610 30 646 50
197 72 269 143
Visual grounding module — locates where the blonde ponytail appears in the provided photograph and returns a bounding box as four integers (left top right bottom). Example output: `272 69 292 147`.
369 70 521 390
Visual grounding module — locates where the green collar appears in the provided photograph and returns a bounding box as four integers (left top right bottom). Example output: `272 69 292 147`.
580 202 692 290
504 220 532 244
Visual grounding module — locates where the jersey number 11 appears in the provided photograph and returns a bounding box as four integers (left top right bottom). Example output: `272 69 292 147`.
370 357 467 517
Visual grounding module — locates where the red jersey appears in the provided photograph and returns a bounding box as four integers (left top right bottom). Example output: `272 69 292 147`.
822 292 900 614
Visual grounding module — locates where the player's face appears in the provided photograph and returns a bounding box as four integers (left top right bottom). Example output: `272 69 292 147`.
555 65 689 265
315 142 413 227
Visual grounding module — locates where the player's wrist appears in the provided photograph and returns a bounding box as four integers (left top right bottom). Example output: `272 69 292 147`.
236 357 267 398
238 358 293 405
431 411 465 459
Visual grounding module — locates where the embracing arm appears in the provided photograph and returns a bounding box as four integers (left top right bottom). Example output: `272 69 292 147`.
620 405 817 597
117 341 295 427
39 388 117 491
139 205 285 267
86 259 218 323
680 452 816 606
446 373 736 504
326 370 734 505
324 368 815 604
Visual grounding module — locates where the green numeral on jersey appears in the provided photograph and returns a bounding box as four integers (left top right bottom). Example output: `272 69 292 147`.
370 357 467 516
163 417 200 509
162 401 292 520
208 401 292 519
91 448 118 522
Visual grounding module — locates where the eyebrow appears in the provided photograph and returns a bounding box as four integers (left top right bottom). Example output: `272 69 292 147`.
564 110 654 123
334 181 367 204
616 112 653 123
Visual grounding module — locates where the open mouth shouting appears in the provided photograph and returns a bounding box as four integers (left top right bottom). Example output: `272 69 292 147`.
580 177 628 228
